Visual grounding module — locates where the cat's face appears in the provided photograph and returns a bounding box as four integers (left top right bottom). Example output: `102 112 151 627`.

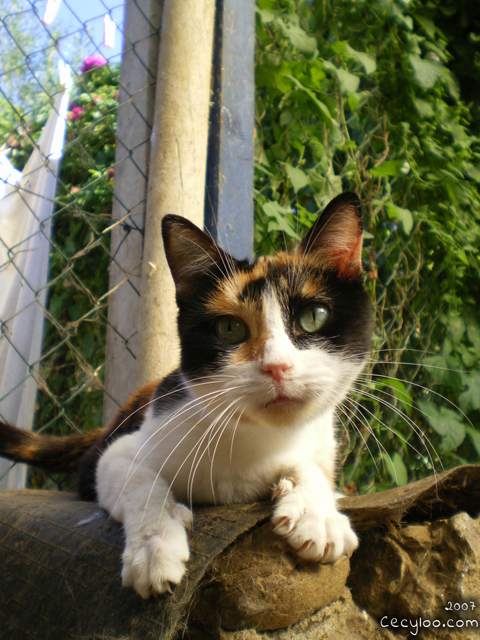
163 193 372 428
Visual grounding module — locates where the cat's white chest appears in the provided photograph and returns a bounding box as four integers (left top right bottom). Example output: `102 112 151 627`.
136 403 337 505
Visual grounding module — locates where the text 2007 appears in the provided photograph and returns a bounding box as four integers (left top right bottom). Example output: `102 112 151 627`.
445 602 476 611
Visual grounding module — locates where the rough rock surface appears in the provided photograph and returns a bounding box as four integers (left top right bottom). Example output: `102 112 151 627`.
186 590 397 640
190 522 351 631
349 512 480 639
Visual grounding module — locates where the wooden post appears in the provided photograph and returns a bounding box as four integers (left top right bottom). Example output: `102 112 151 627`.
136 0 216 388
103 0 163 426
205 0 256 261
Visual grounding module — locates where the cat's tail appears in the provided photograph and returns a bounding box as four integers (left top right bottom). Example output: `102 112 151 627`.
0 420 103 473
0 379 162 477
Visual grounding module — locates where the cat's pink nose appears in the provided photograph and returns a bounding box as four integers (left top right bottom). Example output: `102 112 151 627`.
261 362 291 383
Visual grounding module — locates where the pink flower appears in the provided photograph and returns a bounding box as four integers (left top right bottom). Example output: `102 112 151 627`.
69 107 85 120
81 54 108 73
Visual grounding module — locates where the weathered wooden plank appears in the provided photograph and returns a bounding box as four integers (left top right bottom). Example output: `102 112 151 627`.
135 0 216 387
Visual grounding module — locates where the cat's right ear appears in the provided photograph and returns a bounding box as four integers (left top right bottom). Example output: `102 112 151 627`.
162 215 231 296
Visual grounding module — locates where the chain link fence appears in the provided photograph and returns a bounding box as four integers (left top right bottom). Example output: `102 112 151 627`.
0 0 160 490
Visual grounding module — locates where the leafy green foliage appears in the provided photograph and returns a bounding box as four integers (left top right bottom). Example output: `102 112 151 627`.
255 0 480 492
35 65 119 442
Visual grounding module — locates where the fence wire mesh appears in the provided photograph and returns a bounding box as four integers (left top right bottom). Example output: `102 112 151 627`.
0 0 156 490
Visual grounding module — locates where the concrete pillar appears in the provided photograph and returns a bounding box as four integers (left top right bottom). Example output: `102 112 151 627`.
103 0 163 425
136 0 216 387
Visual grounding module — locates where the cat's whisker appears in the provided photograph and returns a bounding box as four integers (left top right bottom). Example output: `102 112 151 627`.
280 226 295 289
179 235 231 282
184 398 239 505
208 402 244 503
139 394 236 525
348 384 443 480
106 374 238 441
229 406 246 464
355 371 474 429
337 401 381 476
351 385 441 474
341 395 402 481
197 225 245 295
364 358 469 374
158 399 242 513
115 387 242 510
186 399 243 507
130 386 241 473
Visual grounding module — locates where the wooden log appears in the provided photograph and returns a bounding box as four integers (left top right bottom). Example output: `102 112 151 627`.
340 463 480 531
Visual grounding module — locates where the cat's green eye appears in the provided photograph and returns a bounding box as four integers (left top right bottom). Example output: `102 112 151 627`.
297 305 329 334
214 316 249 344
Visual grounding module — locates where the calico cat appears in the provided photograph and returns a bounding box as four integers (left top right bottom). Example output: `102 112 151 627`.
0 191 372 598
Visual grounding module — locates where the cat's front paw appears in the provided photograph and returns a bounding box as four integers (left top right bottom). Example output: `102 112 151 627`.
272 492 358 563
122 505 192 598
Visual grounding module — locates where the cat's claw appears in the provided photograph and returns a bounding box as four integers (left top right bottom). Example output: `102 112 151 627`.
122 512 191 598
272 476 296 501
272 492 358 563
273 514 295 535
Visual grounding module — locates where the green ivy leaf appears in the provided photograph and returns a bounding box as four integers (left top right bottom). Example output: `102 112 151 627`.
380 378 413 416
346 44 377 75
459 371 480 413
369 160 409 177
323 60 360 93
288 75 335 124
466 426 480 457
422 355 464 388
417 400 466 453
386 204 413 235
382 452 408 486
467 319 480 351
331 41 377 74
463 163 480 183
262 201 301 240
284 163 309 193
257 8 275 23
277 18 317 55
408 53 443 89
446 314 466 345
413 98 434 119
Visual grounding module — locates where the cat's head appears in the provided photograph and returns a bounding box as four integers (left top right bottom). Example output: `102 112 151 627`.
162 192 372 428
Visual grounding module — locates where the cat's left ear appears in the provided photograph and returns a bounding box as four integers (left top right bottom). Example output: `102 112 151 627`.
162 215 235 295
297 191 364 278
